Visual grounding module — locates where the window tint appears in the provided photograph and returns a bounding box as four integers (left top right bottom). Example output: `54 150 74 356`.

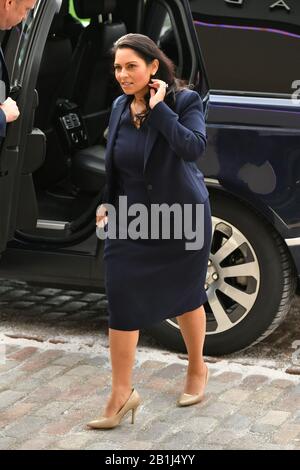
190 0 300 95
157 10 180 71
144 1 183 77
11 0 43 85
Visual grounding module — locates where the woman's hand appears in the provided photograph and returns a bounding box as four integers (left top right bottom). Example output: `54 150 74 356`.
149 79 168 109
96 203 108 228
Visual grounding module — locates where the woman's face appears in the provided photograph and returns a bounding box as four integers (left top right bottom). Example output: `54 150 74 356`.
114 48 158 95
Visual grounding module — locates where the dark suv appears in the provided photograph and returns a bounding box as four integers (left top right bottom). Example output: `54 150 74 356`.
0 0 299 355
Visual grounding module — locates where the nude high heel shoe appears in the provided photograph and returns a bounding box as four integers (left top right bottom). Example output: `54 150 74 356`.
87 388 141 429
177 365 210 407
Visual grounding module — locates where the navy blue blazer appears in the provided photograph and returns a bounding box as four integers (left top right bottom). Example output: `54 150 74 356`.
0 47 9 139
103 88 209 208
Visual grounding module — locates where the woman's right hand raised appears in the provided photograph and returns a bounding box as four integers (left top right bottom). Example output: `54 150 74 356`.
96 204 108 228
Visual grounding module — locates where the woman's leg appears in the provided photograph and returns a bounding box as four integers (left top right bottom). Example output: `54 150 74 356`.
103 328 139 417
176 305 207 395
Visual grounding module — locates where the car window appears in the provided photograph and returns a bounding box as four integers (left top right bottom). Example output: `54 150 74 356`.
11 0 43 86
157 8 180 71
190 0 300 96
145 1 183 77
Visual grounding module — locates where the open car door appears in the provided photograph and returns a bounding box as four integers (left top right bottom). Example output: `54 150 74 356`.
0 0 61 254
144 0 209 102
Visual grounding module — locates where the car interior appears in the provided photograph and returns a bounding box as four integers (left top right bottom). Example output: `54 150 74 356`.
33 0 127 231
14 0 188 239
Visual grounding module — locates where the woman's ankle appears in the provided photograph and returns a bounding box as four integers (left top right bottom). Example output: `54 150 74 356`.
187 361 206 376
111 385 133 397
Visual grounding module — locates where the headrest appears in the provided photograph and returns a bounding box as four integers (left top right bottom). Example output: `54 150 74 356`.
101 23 127 57
49 0 70 35
74 0 116 19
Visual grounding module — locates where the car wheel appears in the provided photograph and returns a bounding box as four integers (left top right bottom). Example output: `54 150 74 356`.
148 192 296 355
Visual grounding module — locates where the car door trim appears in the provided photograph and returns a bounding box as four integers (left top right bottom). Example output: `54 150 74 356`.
209 94 300 109
36 220 68 230
285 237 300 247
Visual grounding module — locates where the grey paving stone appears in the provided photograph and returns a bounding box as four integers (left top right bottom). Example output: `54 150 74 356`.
13 378 41 393
25 296 47 302
292 410 300 424
178 415 218 434
137 418 171 441
206 428 247 446
44 312 70 320
48 433 92 450
240 375 269 389
63 290 82 296
10 302 35 309
44 296 73 306
221 413 253 430
1 345 20 355
31 365 65 382
81 293 104 302
225 435 267 450
29 305 51 314
85 441 122 450
158 430 201 450
60 302 88 312
121 440 153 450
272 423 300 446
151 362 186 379
33 401 73 418
4 416 49 439
53 354 86 367
1 290 29 299
251 423 280 434
37 288 62 296
204 380 233 394
65 365 99 377
219 388 251 404
0 390 25 409
0 287 13 294
197 401 239 419
0 437 17 450
16 437 57 450
0 360 19 373
255 410 291 427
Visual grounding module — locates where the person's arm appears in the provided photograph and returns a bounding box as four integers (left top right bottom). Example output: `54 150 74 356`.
146 90 207 162
0 97 20 132
0 107 6 137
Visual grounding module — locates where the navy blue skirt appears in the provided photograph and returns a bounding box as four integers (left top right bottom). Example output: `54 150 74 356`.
103 196 212 331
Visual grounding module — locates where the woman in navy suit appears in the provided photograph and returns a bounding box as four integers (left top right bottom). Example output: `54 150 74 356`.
88 34 212 430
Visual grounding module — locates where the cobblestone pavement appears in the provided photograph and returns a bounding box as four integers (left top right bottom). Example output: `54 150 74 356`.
0 279 300 450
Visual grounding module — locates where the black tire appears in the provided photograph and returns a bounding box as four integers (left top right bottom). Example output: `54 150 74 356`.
148 192 296 355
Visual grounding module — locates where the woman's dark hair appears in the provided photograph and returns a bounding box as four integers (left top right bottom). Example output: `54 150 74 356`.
110 33 192 112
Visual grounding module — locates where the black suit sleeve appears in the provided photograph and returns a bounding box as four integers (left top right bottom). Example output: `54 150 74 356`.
147 90 207 162
0 107 6 137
